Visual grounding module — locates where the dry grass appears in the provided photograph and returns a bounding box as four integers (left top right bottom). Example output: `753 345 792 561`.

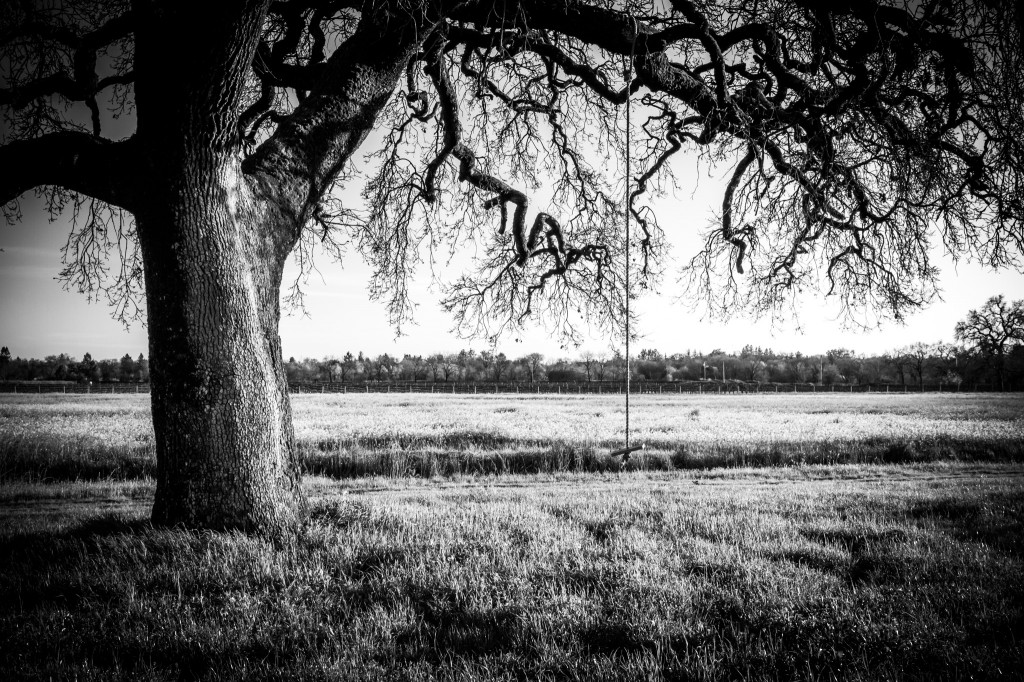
1 393 1022 481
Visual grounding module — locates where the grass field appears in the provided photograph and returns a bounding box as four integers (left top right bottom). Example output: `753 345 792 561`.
2 392 1022 481
2 393 1022 679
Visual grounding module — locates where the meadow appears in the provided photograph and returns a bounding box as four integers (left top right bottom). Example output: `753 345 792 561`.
2 392 1022 481
1 393 1022 679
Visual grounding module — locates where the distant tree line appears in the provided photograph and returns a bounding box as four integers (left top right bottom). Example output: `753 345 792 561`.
276 341 1021 390
0 348 149 384
279 296 1022 390
3 297 1021 389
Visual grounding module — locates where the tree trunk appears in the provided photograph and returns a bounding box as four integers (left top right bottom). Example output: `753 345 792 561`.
138 154 304 535
126 1 424 534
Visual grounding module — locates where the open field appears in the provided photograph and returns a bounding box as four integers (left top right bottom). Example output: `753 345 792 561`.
1 392 1023 481
2 464 1023 679
3 393 1022 678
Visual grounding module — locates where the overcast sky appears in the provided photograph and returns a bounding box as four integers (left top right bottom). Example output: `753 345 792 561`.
3 167 1021 362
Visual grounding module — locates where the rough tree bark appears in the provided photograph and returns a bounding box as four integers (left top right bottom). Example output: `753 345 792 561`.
128 0 422 533
137 155 305 532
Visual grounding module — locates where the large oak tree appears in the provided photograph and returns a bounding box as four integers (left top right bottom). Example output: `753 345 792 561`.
2 0 1022 534
955 295 1024 389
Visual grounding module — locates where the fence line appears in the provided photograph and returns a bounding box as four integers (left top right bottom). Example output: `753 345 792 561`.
284 380 1015 395
1 380 1017 395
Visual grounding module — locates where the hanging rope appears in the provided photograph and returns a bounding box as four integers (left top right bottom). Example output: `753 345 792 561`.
611 19 644 461
624 37 632 450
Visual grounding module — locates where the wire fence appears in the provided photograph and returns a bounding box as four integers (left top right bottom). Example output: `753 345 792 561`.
0 380 1017 395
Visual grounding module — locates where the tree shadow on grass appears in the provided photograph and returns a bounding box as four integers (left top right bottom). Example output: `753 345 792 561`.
392 583 526 663
910 493 1024 557
0 513 311 679
1 511 151 553
578 622 659 656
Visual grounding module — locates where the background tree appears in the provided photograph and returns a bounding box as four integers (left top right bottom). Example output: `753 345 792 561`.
794 360 814 384
78 353 99 383
339 352 356 381
423 353 441 382
931 342 961 389
441 353 458 382
136 354 150 383
456 350 475 382
99 358 120 382
3 0 1023 534
492 352 511 382
955 296 1024 390
904 342 934 391
885 350 911 387
580 351 599 382
744 357 767 383
0 346 10 380
593 352 609 381
119 353 137 382
525 353 545 383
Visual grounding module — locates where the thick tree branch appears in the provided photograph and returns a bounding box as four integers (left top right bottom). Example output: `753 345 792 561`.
244 10 428 227
0 133 140 212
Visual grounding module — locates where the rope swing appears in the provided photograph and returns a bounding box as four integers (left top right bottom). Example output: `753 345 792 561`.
609 22 644 462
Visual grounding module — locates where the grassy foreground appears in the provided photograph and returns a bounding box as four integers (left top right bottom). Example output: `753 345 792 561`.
2 392 1023 480
2 463 1022 680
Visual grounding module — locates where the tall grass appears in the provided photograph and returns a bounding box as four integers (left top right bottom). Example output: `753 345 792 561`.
2 393 1022 481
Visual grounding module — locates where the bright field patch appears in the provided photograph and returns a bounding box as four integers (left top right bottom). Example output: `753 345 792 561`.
1 392 1022 480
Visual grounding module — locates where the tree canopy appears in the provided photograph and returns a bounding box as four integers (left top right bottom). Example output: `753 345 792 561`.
955 295 1024 357
4 0 1022 341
